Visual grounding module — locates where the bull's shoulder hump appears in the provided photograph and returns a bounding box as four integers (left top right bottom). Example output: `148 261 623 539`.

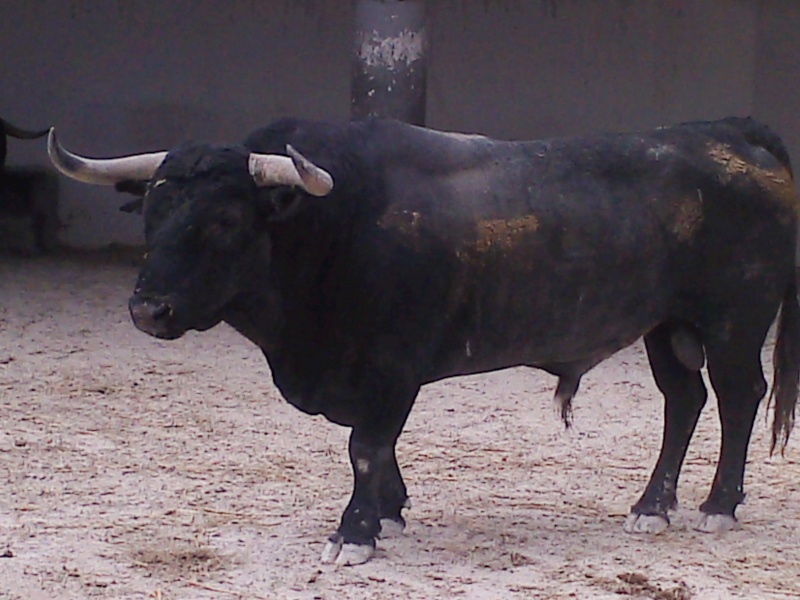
409 124 490 143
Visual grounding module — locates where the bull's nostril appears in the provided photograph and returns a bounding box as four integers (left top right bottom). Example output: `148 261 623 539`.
151 302 172 321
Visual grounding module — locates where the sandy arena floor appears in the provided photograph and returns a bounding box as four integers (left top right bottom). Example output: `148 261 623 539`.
1 251 799 599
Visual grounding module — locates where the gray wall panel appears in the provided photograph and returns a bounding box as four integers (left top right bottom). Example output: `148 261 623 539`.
2 1 352 246
1 0 797 247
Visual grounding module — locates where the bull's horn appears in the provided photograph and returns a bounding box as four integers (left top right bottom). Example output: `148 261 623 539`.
248 144 333 196
47 128 167 185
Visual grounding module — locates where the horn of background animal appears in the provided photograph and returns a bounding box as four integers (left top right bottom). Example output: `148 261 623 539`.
1 117 49 140
47 128 167 185
248 144 333 196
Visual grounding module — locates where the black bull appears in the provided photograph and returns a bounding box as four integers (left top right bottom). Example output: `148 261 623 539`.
48 116 799 565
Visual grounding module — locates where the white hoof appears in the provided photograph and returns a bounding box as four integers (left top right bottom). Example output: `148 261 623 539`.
336 542 374 565
623 513 669 534
694 513 737 534
320 536 343 564
320 536 375 566
378 518 405 539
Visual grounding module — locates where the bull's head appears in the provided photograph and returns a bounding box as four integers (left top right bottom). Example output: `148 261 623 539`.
48 129 333 340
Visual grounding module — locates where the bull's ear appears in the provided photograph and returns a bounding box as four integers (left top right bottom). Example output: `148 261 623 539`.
114 180 147 214
256 186 306 222
115 180 149 196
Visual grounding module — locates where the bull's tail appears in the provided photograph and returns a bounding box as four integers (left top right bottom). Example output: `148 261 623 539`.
724 116 794 177
1 117 49 140
730 117 798 452
770 279 800 454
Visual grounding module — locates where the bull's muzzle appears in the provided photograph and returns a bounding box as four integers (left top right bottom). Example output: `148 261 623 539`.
128 295 184 340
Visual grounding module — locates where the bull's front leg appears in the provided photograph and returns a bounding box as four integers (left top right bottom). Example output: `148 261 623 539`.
377 446 411 537
321 384 416 566
321 433 394 565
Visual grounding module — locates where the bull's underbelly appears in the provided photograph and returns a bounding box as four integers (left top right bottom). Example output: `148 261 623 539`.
426 319 656 383
424 273 667 382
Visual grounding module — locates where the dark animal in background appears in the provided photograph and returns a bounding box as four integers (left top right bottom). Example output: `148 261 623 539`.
48 116 799 565
0 117 49 171
0 118 52 253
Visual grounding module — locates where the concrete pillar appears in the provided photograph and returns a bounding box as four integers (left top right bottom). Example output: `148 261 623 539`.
351 0 428 125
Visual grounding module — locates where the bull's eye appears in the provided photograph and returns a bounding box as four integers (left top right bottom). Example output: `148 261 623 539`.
203 209 244 246
272 188 297 212
217 215 238 230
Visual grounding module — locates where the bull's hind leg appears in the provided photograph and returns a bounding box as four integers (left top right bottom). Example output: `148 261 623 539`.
696 337 768 532
625 323 708 534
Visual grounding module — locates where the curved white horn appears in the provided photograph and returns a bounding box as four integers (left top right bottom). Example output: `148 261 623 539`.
248 144 333 197
47 128 168 185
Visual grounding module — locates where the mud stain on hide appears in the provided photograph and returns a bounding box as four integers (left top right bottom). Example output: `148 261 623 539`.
378 209 423 242
706 142 798 212
474 216 539 253
671 191 704 242
707 143 753 182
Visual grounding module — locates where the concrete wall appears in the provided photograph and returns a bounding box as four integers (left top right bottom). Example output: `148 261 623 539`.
753 0 800 173
1 0 798 247
1 1 353 246
427 0 759 138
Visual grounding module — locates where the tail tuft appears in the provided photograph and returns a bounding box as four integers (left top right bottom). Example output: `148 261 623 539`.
770 280 800 454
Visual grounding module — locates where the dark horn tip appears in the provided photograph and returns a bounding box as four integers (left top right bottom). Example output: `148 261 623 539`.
285 143 301 162
285 144 333 196
286 144 312 170
47 128 59 156
46 128 60 164
46 128 83 176
285 145 310 179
